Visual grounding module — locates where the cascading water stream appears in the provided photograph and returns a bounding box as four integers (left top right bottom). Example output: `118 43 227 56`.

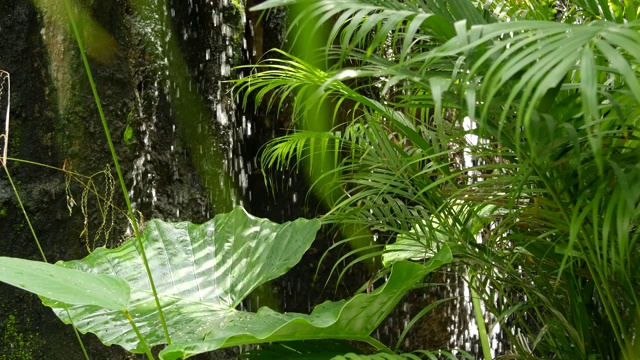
123 0 506 357
125 0 251 226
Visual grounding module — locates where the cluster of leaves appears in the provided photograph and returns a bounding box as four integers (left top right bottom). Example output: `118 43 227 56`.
235 0 640 358
0 207 454 359
3 0 640 359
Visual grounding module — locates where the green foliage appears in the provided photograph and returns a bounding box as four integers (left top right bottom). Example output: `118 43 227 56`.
159 256 445 359
0 207 453 359
239 340 361 359
4 1 458 359
123 108 135 145
328 350 473 360
4 0 639 359
238 0 640 359
482 0 558 21
0 256 130 310
39 207 321 357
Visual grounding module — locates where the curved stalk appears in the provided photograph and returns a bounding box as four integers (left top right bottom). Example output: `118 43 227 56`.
1 70 9 167
63 0 171 345
124 311 154 360
66 307 90 359
362 336 393 354
469 269 492 360
2 166 47 262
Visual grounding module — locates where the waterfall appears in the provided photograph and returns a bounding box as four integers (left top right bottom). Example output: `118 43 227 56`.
0 0 506 357
126 0 251 223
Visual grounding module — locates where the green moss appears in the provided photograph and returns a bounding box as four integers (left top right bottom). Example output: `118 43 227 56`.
0 207 7 217
223 0 245 26
1 315 36 360
230 0 244 14
12 218 25 233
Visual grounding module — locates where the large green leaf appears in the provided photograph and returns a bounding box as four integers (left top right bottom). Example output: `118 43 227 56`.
159 258 451 360
38 207 451 359
42 207 321 354
0 256 130 310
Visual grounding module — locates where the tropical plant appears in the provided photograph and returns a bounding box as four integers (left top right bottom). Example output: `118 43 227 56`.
235 0 640 358
0 207 455 359
3 1 461 359
1 45 455 360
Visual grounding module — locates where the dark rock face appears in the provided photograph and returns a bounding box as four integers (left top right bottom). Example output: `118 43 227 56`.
0 0 251 358
0 0 131 358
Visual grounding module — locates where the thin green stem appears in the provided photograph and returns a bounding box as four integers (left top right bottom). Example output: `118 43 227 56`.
63 0 171 345
469 269 492 360
7 157 92 179
66 308 90 360
4 163 91 360
1 70 9 168
394 297 452 352
2 165 47 262
124 311 154 360
584 251 628 356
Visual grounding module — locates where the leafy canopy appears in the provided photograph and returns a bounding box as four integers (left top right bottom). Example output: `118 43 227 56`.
237 0 640 358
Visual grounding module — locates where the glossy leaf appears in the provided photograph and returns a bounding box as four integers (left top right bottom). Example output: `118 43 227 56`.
0 256 130 310
383 240 451 269
42 207 321 354
160 255 451 360
39 207 452 359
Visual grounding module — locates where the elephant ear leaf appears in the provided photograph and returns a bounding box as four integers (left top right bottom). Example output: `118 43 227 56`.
158 258 450 360
0 256 130 310
40 207 452 359
42 207 321 353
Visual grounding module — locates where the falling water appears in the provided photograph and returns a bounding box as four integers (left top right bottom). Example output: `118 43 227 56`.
123 0 507 357
126 0 251 224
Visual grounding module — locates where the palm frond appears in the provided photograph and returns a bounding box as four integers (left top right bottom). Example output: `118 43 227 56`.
252 0 488 56
429 20 640 161
240 1 640 358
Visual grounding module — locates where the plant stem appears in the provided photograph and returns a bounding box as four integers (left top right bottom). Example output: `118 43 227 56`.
1 70 9 168
3 153 47 262
2 71 89 359
0 71 47 260
362 336 393 354
124 311 155 360
469 269 492 360
67 307 90 360
63 0 171 345
4 165 92 360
